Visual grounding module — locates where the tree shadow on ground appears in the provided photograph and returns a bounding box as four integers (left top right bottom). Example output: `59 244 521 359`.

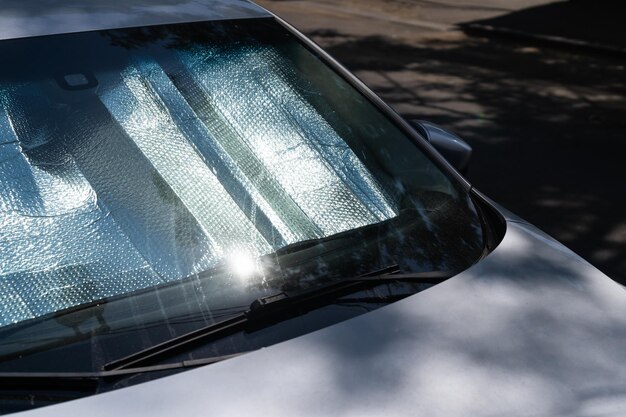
308 28 626 282
462 0 626 54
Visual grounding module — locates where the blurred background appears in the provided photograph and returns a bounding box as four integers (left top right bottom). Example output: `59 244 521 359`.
257 0 626 284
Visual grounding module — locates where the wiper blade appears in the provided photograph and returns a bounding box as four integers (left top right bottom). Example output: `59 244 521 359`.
0 373 99 391
103 267 456 372
0 352 248 388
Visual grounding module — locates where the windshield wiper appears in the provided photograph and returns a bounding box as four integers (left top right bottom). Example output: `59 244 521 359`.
0 352 249 389
102 267 456 372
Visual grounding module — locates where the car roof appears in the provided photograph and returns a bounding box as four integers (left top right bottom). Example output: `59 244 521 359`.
0 0 271 42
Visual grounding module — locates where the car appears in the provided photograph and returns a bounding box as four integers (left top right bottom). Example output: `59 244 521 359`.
1 0 625 416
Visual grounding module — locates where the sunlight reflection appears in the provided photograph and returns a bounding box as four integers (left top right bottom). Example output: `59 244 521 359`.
227 249 260 280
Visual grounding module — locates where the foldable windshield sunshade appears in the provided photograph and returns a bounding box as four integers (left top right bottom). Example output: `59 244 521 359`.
0 43 397 327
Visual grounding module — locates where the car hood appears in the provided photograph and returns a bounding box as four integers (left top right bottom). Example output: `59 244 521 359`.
18 217 626 417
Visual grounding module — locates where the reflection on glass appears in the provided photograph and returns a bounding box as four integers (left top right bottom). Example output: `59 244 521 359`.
227 249 261 281
0 32 398 327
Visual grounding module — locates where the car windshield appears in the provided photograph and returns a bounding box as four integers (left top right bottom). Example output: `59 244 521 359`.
0 17 483 395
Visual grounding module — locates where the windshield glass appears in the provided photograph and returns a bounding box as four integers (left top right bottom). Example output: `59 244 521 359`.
0 17 483 397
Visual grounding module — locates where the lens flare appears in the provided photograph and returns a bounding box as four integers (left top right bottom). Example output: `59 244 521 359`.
227 249 259 279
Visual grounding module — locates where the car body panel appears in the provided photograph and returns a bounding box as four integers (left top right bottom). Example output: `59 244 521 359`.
0 0 270 41
2 2 623 416
17 215 626 417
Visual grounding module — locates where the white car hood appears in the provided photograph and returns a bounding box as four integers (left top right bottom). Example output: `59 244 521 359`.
18 220 626 417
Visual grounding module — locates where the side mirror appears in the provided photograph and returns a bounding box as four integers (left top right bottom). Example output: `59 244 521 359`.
408 120 472 175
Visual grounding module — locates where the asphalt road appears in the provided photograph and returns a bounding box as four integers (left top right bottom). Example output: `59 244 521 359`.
257 0 626 283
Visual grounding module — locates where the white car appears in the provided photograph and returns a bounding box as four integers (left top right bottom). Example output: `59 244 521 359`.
1 1 625 416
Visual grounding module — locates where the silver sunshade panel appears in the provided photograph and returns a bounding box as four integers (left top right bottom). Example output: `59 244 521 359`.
133 59 324 247
0 44 397 328
0 98 162 326
176 45 398 234
97 65 274 263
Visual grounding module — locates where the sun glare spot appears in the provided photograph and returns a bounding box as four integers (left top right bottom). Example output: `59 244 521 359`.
227 249 259 280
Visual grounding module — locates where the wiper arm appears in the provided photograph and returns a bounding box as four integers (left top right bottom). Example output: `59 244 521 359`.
103 267 456 372
245 269 453 321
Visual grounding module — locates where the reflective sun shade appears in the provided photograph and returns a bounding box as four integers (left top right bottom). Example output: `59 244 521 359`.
0 35 397 327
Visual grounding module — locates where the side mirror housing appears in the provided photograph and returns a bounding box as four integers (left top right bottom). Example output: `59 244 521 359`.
409 120 472 175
